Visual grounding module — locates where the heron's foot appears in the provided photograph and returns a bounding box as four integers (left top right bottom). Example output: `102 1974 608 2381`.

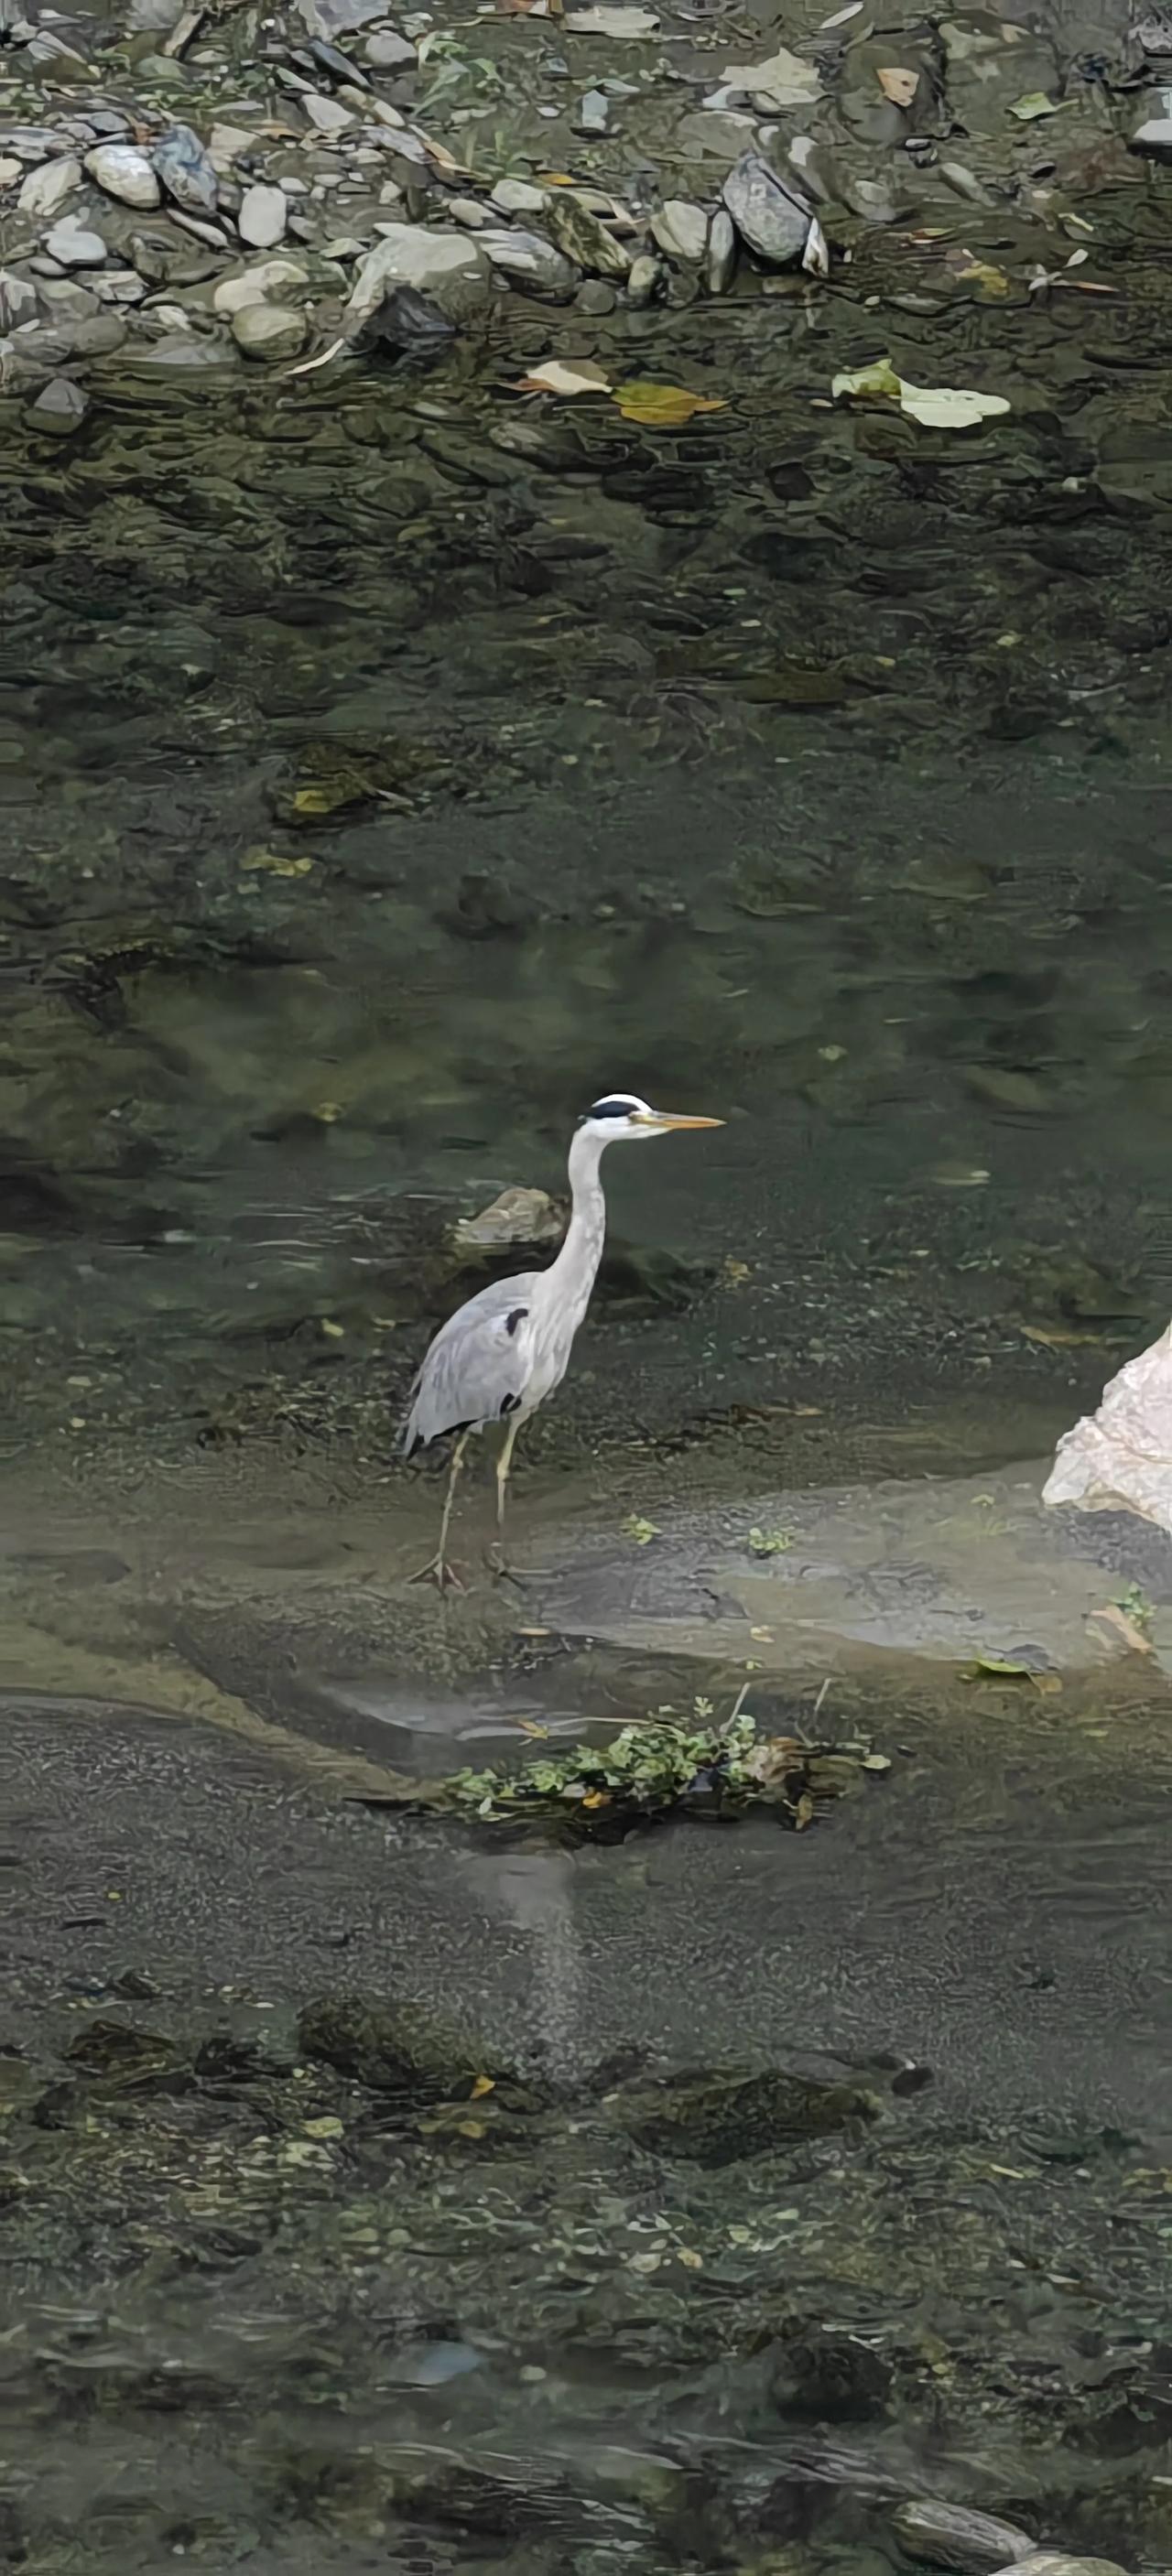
408 1552 466 1593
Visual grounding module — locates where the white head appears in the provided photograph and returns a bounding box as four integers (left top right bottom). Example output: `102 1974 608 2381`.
577 1091 724 1144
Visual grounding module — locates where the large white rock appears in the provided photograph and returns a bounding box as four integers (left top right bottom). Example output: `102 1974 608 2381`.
84 144 161 208
18 155 81 219
1044 1321 1172 1534
346 223 490 323
238 182 288 248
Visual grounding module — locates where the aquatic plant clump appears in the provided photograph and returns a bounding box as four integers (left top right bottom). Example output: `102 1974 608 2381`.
447 1706 888 1830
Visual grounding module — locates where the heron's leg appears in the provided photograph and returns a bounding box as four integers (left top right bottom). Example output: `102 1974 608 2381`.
488 1413 524 1580
409 1429 471 1590
496 1412 522 1533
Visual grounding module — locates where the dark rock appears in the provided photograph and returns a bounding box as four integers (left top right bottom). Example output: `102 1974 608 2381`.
770 2327 894 2421
612 2065 881 2164
153 121 219 213
298 1991 493 2096
26 373 89 432
356 280 455 352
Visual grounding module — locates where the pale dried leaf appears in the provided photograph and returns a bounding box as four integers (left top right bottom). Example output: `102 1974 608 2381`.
876 64 917 103
515 356 612 395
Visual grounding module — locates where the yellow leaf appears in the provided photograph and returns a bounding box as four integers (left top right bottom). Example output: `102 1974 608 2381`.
613 379 726 428
876 64 917 103
581 1790 612 1810
458 2119 486 2138
471 2073 496 2098
320 1318 344 1337
677 2246 704 2269
291 787 337 817
242 847 314 875
515 1716 550 1738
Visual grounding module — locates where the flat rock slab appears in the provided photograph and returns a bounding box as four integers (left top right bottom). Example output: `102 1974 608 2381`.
530 1464 1172 1679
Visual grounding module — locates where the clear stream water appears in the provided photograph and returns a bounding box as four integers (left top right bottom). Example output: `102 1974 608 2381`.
5 4 1172 2561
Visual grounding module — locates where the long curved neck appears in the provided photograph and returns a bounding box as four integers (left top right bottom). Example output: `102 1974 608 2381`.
532 1126 609 1331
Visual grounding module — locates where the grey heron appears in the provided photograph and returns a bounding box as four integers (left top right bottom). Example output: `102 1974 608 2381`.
402 1092 723 1587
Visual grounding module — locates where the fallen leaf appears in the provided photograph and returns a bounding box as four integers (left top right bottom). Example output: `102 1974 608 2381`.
613 378 725 427
1089 1601 1155 1656
565 4 659 31
515 1716 550 1738
722 43 821 106
622 1512 659 1543
242 846 314 873
677 2246 704 2269
515 357 612 397
962 1652 1042 1680
471 2073 496 2097
830 354 1009 429
876 64 917 103
458 2119 486 2138
581 1789 612 1810
794 1791 815 1830
1009 89 1069 117
945 245 1010 297
1020 1322 1104 1348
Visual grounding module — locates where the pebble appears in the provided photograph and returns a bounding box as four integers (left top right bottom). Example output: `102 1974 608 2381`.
348 222 491 321
0 267 38 329
83 141 160 207
212 255 310 312
491 176 548 214
26 373 89 432
302 91 354 132
449 194 490 227
651 196 708 261
153 122 219 212
479 226 579 299
44 218 107 267
231 300 308 359
576 276 615 312
17 154 81 218
238 181 288 246
576 86 610 132
92 270 148 304
363 24 416 64
705 204 736 292
0 156 22 188
625 251 662 305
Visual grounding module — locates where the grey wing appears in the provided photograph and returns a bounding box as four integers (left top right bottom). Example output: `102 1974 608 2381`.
402 1271 537 1454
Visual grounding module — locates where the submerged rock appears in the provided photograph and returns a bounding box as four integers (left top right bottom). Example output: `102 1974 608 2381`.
892 2506 1038 2573
452 1186 564 1255
771 2327 893 2422
298 1991 504 2096
613 2064 880 2163
541 191 631 276
212 254 311 313
479 227 579 299
347 223 491 322
26 373 89 432
84 142 160 207
231 301 308 359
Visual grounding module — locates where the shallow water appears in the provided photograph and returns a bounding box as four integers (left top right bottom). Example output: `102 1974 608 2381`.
6 0 1172 2560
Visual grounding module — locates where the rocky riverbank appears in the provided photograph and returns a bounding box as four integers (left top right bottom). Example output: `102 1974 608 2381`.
3 0 1172 417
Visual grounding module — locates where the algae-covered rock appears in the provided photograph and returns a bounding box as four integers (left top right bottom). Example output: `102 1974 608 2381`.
298 1992 489 2096
612 2064 880 2164
771 2325 893 2421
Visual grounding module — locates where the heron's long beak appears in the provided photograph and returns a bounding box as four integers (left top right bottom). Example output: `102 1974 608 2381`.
639 1110 724 1130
